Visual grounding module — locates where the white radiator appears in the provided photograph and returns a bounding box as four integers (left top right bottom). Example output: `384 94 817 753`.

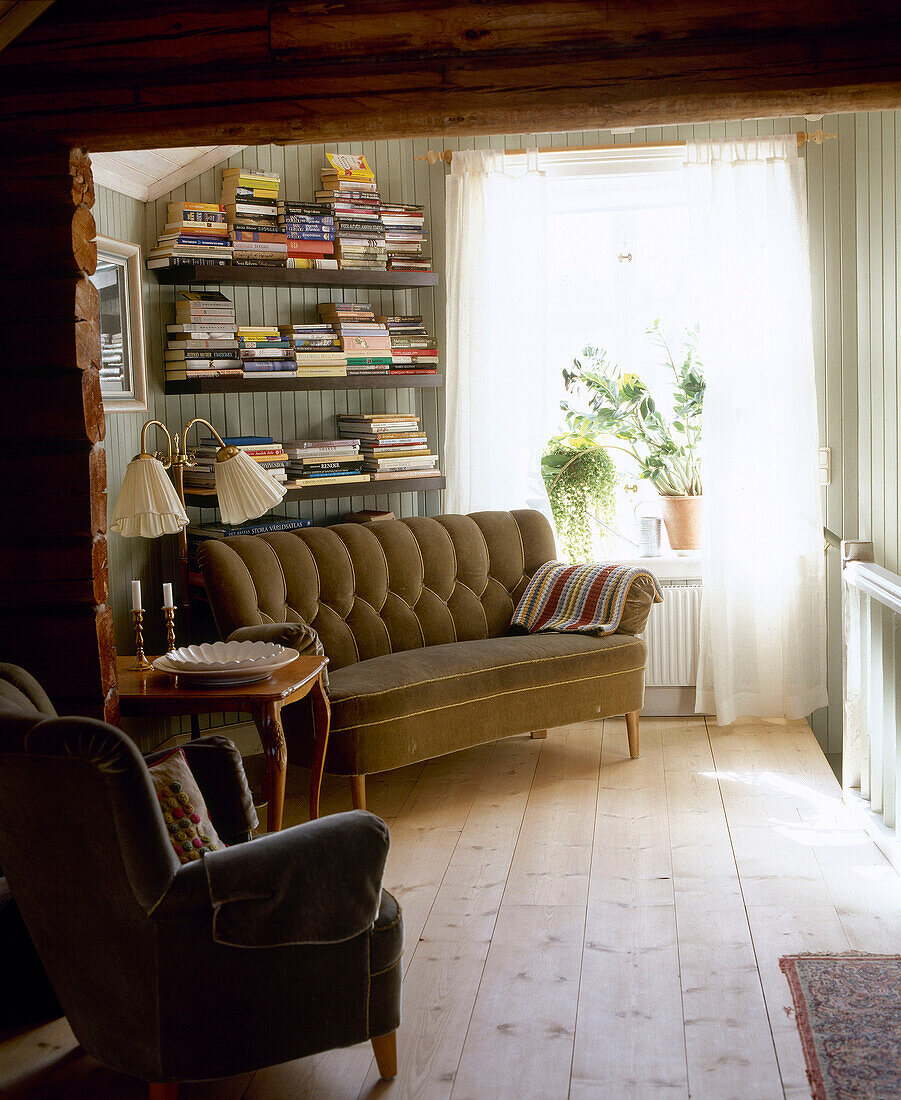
644 581 702 686
640 580 703 716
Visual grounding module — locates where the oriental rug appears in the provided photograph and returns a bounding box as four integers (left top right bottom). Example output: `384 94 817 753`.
780 953 901 1099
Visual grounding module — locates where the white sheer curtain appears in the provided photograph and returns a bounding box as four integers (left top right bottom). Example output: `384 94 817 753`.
685 136 827 725
445 150 551 513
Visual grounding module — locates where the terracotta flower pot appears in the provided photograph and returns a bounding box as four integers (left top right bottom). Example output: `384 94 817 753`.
661 495 703 551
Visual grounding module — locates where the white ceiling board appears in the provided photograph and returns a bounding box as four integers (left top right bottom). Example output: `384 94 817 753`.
91 145 246 203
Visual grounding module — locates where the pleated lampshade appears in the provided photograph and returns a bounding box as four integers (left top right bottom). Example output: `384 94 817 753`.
214 447 286 526
111 453 189 538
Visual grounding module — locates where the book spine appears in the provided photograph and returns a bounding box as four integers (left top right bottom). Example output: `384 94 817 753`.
279 204 331 215
165 236 233 247
167 369 242 377
279 213 335 224
232 231 289 243
171 211 227 223
167 350 240 360
167 340 239 349
222 523 310 536
284 230 335 241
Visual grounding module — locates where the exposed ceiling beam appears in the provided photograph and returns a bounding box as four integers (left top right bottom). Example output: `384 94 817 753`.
0 0 54 54
1 1 901 151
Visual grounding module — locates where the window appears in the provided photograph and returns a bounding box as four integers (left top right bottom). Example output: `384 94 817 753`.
91 235 147 412
540 149 700 557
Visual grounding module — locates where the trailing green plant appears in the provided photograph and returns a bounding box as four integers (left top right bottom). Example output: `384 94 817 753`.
541 433 618 562
560 322 704 496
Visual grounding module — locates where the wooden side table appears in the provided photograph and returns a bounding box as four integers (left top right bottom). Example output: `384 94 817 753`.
117 655 329 832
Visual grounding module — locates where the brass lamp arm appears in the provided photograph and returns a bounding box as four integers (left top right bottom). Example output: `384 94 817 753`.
138 419 175 468
174 417 239 465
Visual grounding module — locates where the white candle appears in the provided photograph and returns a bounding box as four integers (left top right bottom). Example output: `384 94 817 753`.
162 582 174 608
131 580 142 612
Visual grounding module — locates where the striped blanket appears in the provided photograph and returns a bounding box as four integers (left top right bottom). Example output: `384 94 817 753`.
510 561 664 636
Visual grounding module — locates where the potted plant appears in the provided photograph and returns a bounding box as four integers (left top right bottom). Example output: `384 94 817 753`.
541 433 618 562
560 324 705 550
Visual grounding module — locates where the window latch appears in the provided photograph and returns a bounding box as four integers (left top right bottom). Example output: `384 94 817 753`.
618 252 632 263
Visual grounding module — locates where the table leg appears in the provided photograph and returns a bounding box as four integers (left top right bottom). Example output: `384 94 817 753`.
309 674 331 820
254 701 287 832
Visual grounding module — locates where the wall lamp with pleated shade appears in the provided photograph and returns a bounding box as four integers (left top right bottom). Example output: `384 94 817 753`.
110 417 287 634
111 417 286 539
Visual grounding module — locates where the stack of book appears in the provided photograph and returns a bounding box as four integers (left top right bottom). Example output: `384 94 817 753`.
165 292 240 383
336 413 442 481
316 153 387 270
318 301 392 376
221 168 286 267
182 435 289 492
148 202 232 269
279 323 347 378
380 203 431 272
283 438 369 489
237 325 297 380
99 331 124 385
277 201 337 269
377 314 439 375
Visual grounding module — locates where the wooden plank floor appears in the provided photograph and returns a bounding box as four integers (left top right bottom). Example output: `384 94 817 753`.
4 716 901 1099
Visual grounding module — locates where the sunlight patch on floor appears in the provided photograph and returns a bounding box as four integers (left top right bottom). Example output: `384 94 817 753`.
703 769 876 848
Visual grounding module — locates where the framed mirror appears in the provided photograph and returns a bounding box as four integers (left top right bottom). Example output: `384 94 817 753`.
91 235 148 412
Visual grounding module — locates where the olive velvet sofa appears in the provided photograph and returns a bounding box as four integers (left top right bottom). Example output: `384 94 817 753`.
198 509 658 809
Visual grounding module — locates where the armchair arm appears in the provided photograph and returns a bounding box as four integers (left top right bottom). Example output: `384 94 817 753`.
203 810 389 948
227 621 329 691
615 574 661 636
145 736 258 845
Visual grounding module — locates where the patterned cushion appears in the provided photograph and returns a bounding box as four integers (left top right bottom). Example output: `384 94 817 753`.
147 748 224 863
510 561 664 637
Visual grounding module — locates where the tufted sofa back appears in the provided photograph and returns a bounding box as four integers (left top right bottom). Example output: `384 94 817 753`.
198 510 557 672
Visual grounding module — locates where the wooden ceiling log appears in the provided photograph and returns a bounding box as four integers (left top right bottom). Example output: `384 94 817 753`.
4 0 270 71
268 0 901 62
1 59 900 152
0 1 900 149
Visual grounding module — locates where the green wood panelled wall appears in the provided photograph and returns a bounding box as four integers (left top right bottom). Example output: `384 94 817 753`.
98 112 901 754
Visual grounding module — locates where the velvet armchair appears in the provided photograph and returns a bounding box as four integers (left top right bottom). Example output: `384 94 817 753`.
0 664 402 1098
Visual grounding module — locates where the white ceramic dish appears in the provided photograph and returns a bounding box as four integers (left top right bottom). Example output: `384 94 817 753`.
152 646 300 685
160 640 289 673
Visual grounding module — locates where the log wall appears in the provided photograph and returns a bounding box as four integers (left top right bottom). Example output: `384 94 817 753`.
0 148 117 722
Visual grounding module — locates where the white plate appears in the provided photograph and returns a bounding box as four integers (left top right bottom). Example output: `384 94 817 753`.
153 647 300 684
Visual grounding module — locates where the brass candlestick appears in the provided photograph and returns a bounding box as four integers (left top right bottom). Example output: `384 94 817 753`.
162 606 177 654
127 610 154 671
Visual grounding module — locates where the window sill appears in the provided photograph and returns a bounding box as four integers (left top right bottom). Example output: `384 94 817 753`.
609 553 702 582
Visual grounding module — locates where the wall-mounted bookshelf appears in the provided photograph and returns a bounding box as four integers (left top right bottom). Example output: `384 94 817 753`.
182 476 446 507
166 373 443 395
155 258 445 517
152 265 439 290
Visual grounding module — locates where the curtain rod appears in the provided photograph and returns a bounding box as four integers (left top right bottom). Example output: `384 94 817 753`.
414 130 837 165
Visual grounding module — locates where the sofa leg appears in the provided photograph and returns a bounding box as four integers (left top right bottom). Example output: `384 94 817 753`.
350 774 366 810
625 710 640 758
148 1084 178 1100
371 1030 398 1080
530 729 548 739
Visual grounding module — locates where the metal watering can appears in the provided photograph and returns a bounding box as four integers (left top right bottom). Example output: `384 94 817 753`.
633 501 662 558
